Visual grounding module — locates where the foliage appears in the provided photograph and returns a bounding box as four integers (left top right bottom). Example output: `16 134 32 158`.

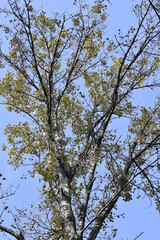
0 0 160 239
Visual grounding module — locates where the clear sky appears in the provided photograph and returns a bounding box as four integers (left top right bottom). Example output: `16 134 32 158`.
0 0 160 240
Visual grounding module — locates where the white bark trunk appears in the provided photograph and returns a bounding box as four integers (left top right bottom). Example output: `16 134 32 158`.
58 162 77 239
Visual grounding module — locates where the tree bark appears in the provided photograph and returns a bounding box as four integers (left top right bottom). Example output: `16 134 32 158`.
58 159 76 239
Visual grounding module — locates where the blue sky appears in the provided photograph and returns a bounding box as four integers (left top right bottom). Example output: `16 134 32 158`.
0 0 160 239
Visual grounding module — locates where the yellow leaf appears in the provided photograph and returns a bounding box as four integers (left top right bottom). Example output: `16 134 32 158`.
2 144 7 151
92 5 101 14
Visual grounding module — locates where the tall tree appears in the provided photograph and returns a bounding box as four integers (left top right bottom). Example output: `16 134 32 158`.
0 0 160 239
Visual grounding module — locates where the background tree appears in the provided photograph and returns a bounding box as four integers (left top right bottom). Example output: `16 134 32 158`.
0 0 160 239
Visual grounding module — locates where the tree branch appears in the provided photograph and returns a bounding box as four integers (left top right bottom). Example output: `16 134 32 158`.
148 0 160 21
81 158 159 238
0 225 24 240
134 231 144 240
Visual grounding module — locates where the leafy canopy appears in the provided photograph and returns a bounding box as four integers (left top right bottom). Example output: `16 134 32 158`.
0 0 160 239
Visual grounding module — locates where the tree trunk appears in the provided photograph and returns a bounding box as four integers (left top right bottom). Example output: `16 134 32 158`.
58 160 77 239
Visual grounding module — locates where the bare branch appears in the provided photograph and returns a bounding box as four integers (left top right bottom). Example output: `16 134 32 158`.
148 0 160 21
134 231 144 240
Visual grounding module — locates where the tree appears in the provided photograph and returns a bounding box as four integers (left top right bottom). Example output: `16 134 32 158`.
0 0 160 239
